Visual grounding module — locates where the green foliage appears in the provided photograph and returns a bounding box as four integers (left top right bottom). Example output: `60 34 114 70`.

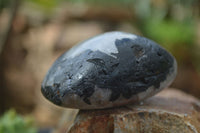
142 19 195 48
67 0 134 6
26 0 61 12
0 109 37 133
0 0 12 11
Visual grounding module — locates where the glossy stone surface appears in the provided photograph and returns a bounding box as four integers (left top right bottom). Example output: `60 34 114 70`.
41 31 177 109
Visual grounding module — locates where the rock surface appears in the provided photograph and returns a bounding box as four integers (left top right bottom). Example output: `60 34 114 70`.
68 88 200 133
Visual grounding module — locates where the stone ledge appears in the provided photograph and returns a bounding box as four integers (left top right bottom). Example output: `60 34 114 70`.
68 88 200 133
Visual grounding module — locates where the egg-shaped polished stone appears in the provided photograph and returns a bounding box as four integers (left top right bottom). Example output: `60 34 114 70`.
41 31 177 109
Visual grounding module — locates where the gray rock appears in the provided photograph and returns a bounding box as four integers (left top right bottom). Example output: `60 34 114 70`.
41 31 177 109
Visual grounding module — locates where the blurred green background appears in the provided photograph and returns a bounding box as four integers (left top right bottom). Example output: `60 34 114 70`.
0 0 200 132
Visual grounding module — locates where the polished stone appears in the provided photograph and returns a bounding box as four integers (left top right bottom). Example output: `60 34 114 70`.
41 31 177 109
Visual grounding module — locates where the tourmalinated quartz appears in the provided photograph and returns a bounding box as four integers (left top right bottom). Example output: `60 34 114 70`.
41 31 177 109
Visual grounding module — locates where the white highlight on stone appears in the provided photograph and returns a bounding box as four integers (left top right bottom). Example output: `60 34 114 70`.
63 31 137 59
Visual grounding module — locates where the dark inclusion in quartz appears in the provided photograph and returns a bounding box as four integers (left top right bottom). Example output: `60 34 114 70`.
41 31 177 109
